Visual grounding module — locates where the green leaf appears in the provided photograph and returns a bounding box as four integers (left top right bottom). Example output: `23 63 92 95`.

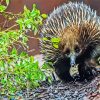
23 5 30 18
52 43 59 49
43 37 48 41
11 48 17 55
6 0 10 6
0 5 6 12
16 19 24 30
32 4 36 9
20 52 28 57
51 37 60 43
41 14 48 18
30 56 34 62
27 24 31 29
42 62 50 69
51 37 60 48
47 77 52 83
1 78 7 84
24 5 29 12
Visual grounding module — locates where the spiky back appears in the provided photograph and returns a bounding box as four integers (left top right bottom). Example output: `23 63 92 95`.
40 2 100 62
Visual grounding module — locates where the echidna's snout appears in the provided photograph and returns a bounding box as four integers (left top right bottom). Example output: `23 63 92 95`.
64 45 81 67
70 54 76 67
65 52 76 67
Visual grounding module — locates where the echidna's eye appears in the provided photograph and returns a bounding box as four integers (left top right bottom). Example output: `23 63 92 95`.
74 45 80 53
65 48 70 55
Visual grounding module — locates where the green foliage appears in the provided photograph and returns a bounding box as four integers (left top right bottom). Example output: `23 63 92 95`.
16 4 48 34
6 0 10 6
0 1 49 97
0 0 10 12
0 48 46 95
0 31 28 56
51 37 60 49
43 37 61 49
0 4 6 12
42 62 53 83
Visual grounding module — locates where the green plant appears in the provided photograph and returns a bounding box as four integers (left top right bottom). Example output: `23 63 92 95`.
0 0 10 12
16 4 47 34
0 0 49 98
43 37 61 49
0 48 46 96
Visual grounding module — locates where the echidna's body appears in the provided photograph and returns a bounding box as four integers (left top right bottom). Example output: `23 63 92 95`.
40 2 100 81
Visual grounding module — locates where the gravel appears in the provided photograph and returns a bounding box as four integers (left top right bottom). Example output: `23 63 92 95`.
19 74 100 100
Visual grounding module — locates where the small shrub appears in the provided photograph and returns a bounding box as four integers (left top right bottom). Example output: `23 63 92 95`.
0 0 49 98
0 48 46 96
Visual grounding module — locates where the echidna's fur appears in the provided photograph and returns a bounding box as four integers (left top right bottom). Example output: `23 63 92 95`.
40 2 100 82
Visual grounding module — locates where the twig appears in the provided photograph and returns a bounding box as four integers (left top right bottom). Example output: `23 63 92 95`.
4 24 18 32
3 19 8 28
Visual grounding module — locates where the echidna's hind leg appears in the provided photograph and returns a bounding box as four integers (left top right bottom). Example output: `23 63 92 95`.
78 61 98 81
53 58 74 82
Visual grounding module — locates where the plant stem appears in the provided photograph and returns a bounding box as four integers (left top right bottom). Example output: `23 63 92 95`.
4 24 18 32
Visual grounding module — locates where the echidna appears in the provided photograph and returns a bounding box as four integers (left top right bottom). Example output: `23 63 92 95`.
40 2 100 82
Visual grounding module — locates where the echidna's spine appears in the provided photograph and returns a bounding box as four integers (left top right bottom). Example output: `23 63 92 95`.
40 2 100 63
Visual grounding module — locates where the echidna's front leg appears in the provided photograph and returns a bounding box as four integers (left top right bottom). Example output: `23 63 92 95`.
53 58 74 82
78 61 97 81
